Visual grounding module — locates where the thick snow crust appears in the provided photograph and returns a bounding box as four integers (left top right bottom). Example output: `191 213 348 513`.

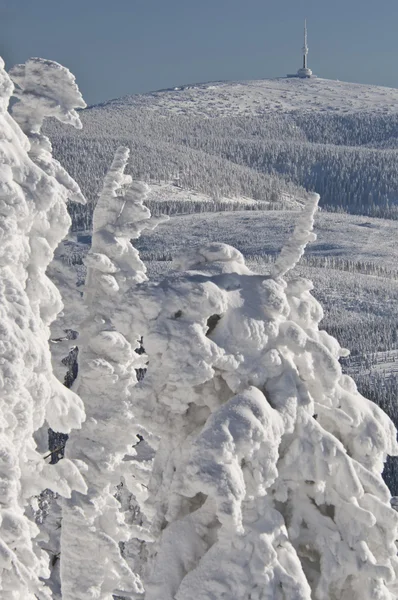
116 193 398 600
61 147 163 600
0 57 86 598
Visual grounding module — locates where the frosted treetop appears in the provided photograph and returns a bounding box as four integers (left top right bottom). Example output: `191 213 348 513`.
10 57 86 132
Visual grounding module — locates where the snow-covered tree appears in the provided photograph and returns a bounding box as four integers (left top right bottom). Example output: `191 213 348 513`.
60 147 163 600
121 192 398 599
0 57 86 599
10 57 86 205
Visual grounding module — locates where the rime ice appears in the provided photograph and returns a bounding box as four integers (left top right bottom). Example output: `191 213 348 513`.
60 147 163 600
125 194 398 600
0 57 86 599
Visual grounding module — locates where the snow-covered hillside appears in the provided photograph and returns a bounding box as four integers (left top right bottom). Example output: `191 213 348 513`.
45 76 398 221
135 210 398 269
95 77 398 117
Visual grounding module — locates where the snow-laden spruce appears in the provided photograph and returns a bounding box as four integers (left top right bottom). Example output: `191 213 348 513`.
61 147 163 600
121 192 398 599
10 58 86 206
0 57 86 599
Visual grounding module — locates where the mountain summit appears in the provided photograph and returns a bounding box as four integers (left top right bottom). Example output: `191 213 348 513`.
92 77 398 117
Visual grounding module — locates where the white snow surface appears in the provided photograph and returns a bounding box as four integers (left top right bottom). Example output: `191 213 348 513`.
111 193 398 599
98 77 398 117
0 57 86 599
146 181 259 206
137 209 398 271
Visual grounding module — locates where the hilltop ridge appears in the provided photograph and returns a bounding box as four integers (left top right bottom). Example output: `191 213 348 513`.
90 77 398 117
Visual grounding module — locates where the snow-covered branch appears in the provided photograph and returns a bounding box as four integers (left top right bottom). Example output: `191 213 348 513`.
272 192 319 278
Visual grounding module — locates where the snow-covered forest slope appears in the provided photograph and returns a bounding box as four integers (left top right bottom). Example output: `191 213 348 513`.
45 77 398 223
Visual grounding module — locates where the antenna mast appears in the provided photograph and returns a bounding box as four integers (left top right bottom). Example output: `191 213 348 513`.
303 19 309 69
287 18 314 78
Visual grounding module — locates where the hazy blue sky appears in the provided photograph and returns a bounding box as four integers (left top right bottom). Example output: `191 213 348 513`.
2 0 398 105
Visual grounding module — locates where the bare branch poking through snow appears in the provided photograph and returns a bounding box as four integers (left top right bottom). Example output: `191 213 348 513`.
272 192 320 278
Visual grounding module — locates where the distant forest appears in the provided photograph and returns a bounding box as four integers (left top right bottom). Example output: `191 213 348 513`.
45 108 398 229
